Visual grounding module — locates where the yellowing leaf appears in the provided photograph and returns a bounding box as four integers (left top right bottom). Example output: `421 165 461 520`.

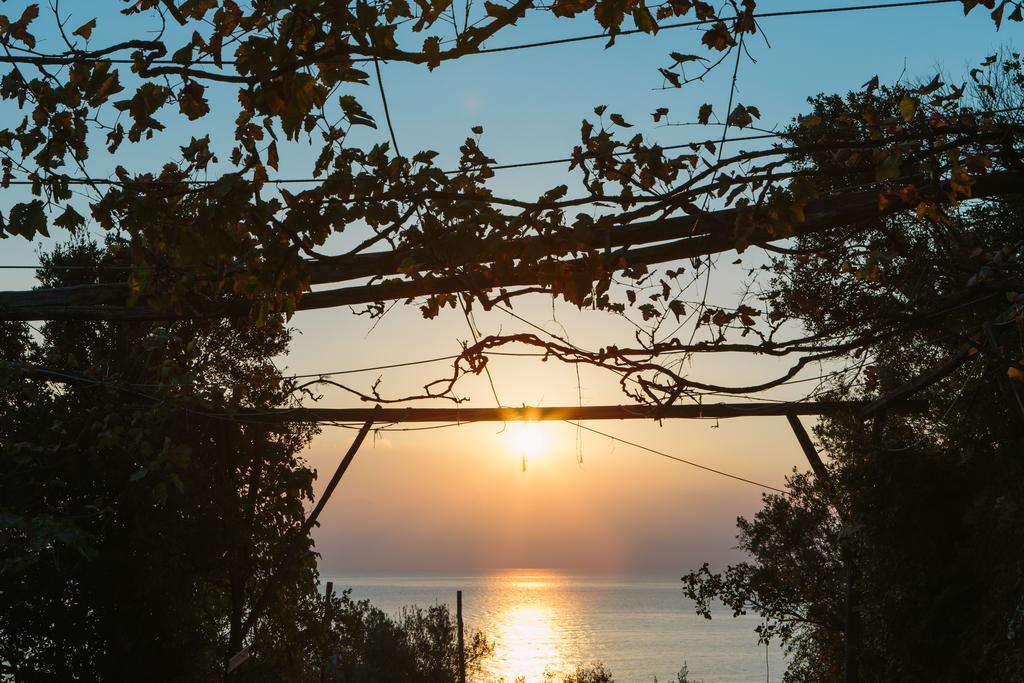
917 74 943 95
632 5 657 34
875 154 901 181
659 68 681 88
899 96 918 122
178 81 209 120
53 204 85 231
670 52 705 64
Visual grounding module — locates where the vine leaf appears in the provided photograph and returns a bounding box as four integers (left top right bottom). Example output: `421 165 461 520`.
72 18 96 40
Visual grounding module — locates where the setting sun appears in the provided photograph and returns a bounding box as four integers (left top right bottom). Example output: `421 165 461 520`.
507 422 552 459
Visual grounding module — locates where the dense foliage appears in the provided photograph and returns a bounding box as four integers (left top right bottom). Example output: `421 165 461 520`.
0 240 506 681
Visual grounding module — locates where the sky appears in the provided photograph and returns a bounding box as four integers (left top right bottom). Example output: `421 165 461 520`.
1 1 1019 574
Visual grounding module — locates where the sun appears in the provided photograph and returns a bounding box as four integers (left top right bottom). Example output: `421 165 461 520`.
507 422 550 458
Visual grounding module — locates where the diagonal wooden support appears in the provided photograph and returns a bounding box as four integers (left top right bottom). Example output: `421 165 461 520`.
785 414 858 681
231 419 374 668
785 413 833 495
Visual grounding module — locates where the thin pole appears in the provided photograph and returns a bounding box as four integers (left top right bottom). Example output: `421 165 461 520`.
321 581 334 683
457 590 466 683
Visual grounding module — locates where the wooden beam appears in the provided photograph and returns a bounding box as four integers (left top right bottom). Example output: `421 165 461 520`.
303 210 726 286
3 171 1021 321
234 400 926 424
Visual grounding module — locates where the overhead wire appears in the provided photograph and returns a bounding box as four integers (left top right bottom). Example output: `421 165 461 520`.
5 102 1023 190
0 0 961 68
324 416 797 494
0 132 783 187
568 420 792 495
683 25 747 352
372 49 507 408
448 0 962 58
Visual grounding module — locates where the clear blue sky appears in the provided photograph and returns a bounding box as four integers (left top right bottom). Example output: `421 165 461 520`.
1 2 1019 573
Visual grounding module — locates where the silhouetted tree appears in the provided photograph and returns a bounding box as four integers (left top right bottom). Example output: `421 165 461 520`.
0 238 323 681
683 57 1024 681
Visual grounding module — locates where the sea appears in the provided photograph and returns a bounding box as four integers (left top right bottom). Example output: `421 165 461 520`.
321 570 787 682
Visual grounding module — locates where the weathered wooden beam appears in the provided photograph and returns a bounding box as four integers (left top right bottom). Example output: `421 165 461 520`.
3 171 1021 321
233 400 926 424
303 210 724 286
0 208 730 313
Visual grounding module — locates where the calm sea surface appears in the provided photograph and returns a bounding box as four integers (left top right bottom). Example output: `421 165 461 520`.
322 570 786 682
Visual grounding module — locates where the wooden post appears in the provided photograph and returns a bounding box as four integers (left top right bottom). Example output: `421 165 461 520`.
321 581 334 683
457 590 466 683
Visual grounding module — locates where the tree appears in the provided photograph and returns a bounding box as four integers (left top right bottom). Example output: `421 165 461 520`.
682 56 1024 681
549 662 614 682
0 237 324 681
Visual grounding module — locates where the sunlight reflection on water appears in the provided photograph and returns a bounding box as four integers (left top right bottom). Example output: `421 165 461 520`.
481 570 588 682
492 603 560 681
